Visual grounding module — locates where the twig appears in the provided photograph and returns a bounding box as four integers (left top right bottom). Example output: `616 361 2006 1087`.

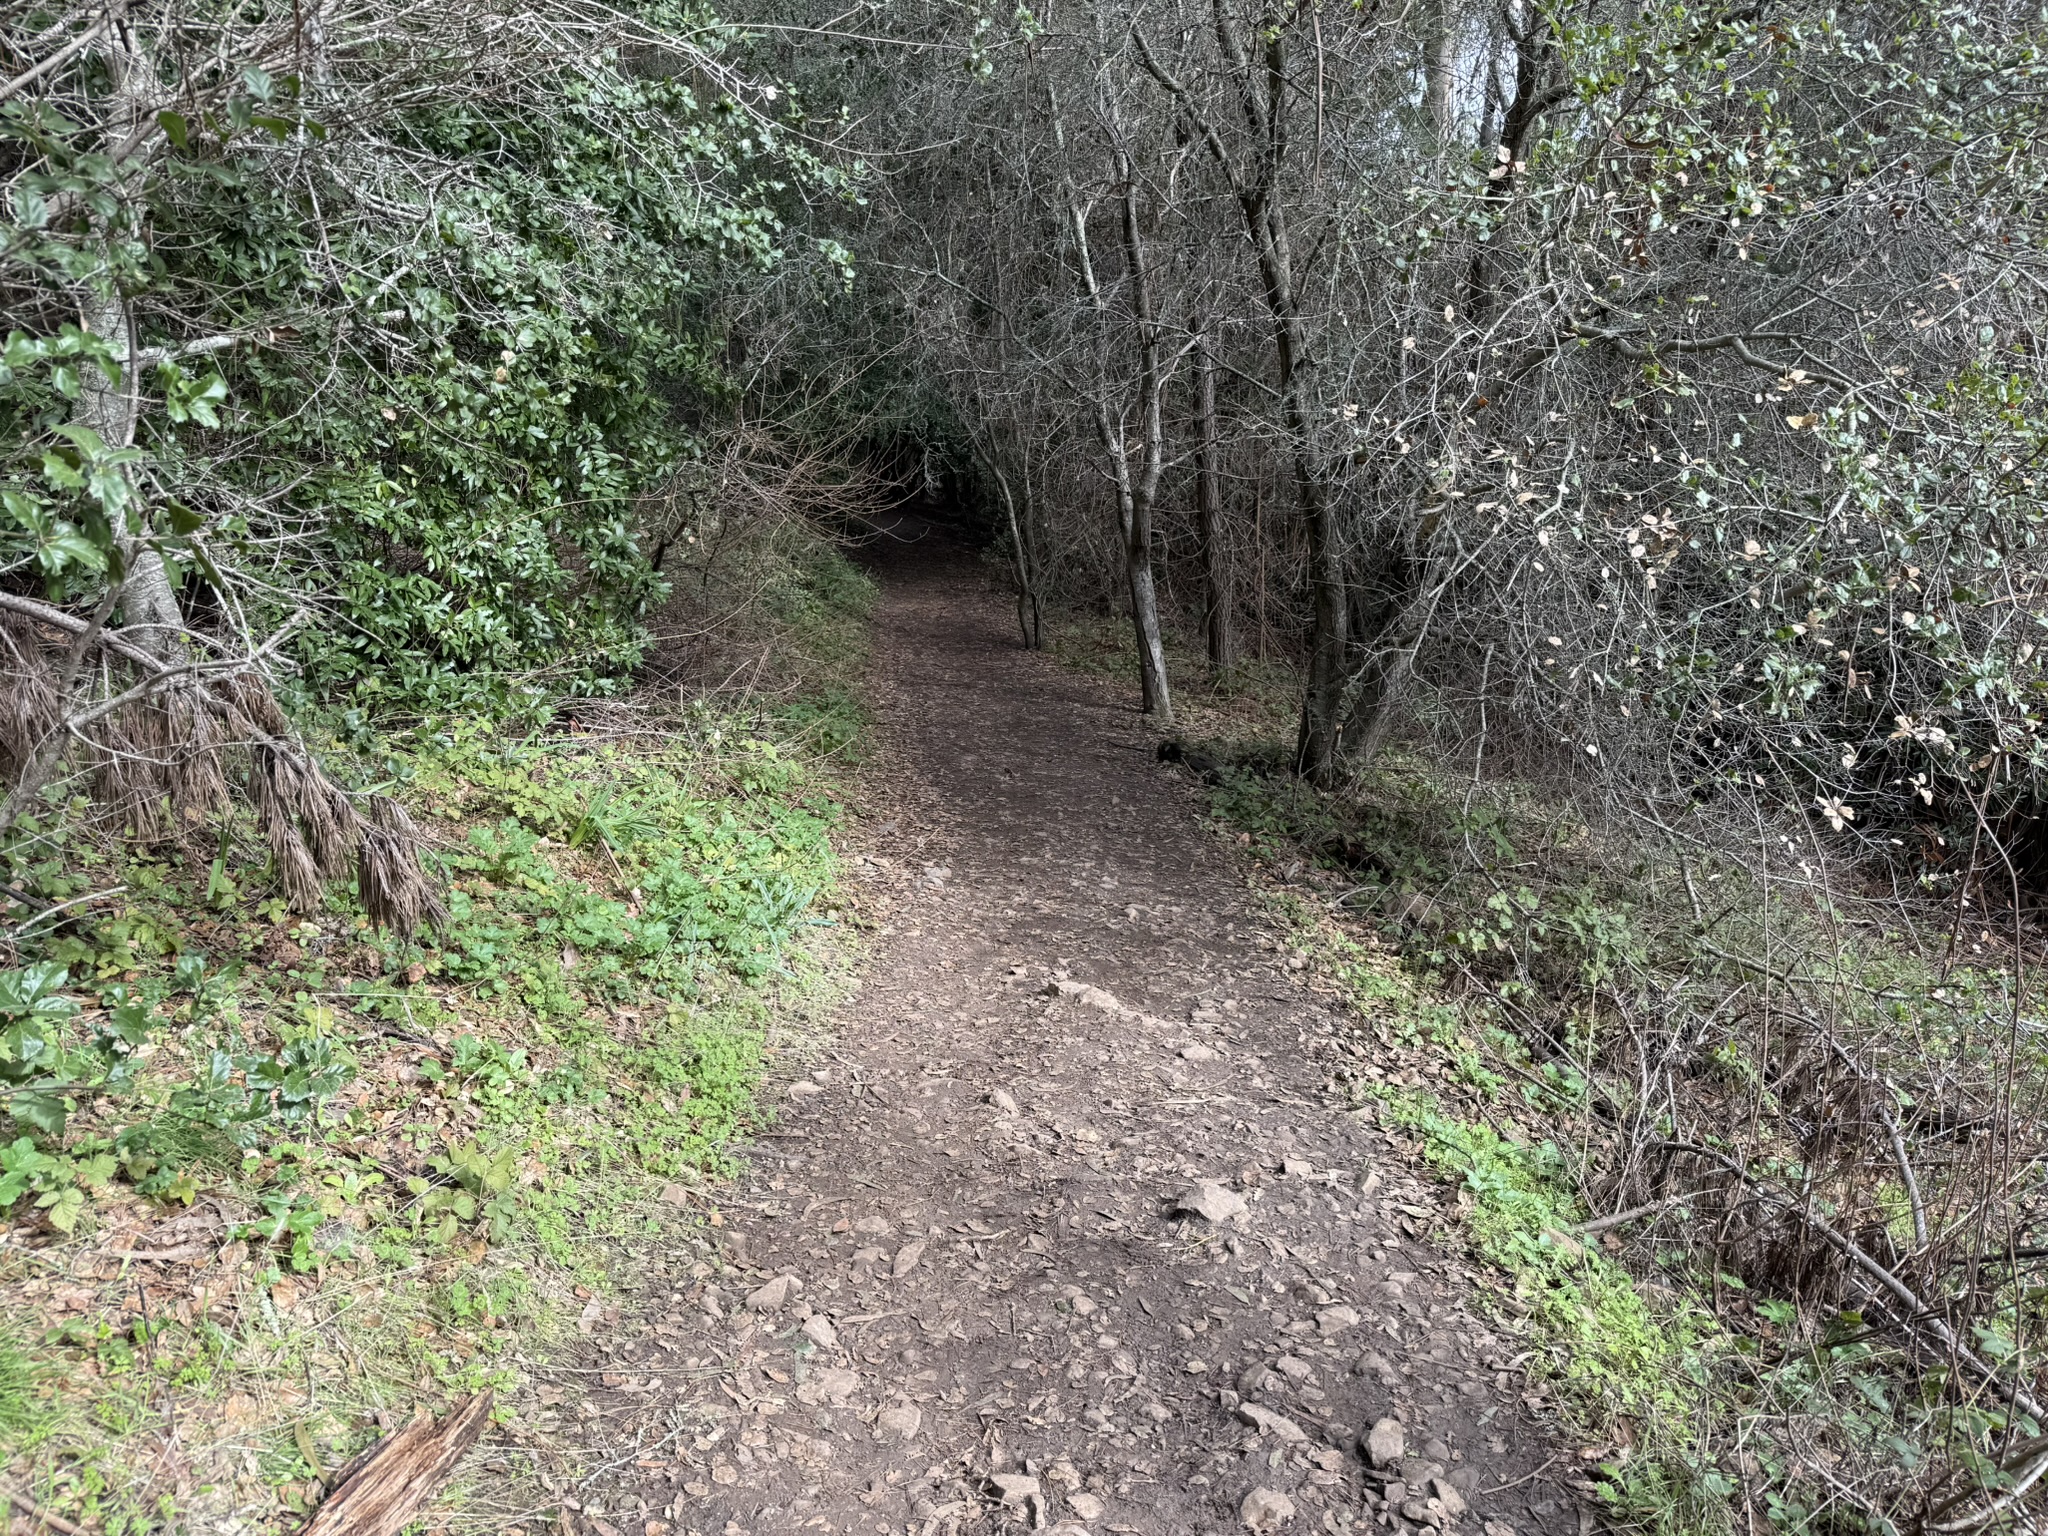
4 884 126 940
1576 1195 1683 1235
1661 1141 2047 1423
0 11 110 108
1927 1441 2048 1532
3 1488 88 1536
1694 938 1909 998
1487 1454 1562 1494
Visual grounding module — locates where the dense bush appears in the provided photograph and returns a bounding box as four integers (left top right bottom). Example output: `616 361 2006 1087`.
1 0 850 716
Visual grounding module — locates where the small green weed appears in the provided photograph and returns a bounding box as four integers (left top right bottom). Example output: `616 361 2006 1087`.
0 1325 38 1447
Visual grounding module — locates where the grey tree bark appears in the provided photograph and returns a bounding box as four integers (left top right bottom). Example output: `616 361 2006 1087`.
1136 3 1343 778
1192 323 1232 673
1049 75 1174 723
76 18 181 654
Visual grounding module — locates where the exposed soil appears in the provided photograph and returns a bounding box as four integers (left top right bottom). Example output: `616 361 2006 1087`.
539 528 1588 1536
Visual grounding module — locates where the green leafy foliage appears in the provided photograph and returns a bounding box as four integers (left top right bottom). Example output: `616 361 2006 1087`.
0 964 84 1136
0 7 854 717
0 640 859 1521
0 4 874 1521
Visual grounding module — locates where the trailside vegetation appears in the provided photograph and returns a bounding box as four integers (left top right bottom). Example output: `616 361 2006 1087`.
0 0 876 1523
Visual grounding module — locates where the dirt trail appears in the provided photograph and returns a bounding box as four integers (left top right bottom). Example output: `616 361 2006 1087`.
558 533 1586 1536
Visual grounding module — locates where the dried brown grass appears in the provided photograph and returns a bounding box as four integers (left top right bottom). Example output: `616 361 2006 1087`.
0 613 443 935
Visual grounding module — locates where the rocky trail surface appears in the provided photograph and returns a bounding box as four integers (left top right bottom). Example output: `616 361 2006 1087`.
532 533 1589 1536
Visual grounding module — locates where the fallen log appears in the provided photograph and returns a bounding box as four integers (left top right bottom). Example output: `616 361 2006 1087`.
301 1391 493 1536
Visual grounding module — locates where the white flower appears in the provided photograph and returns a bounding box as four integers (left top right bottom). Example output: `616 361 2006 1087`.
1816 795 1855 831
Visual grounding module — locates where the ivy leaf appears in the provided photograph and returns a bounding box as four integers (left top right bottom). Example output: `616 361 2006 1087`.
162 369 228 427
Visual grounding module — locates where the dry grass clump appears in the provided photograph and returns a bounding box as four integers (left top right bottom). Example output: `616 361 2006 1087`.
0 603 442 935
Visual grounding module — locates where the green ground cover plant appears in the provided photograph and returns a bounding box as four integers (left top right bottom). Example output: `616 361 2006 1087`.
0 547 875 1528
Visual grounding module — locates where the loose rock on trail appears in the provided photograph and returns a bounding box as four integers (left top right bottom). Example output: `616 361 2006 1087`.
532 532 1589 1536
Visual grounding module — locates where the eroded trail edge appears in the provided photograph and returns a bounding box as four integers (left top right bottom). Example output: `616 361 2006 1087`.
560 551 1588 1536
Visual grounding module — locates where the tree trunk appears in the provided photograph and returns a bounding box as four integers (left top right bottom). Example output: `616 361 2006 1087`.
984 444 1041 650
1287 401 1346 785
1116 150 1174 723
1193 325 1233 673
77 287 181 650
1254 485 1267 660
1136 3 1343 776
1339 579 1436 764
1425 18 1458 141
1126 549 1171 716
1465 1 1551 323
1339 506 1453 762
1048 76 1173 722
1020 446 1045 650
1095 398 1174 720
76 24 181 654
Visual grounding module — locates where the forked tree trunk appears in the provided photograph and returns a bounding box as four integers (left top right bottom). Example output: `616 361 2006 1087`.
986 448 1043 651
1093 390 1173 719
1125 540 1171 716
1113 151 1174 723
1049 74 1173 723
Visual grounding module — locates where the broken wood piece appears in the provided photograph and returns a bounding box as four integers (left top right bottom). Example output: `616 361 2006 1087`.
300 1391 493 1536
4 1487 89 1536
